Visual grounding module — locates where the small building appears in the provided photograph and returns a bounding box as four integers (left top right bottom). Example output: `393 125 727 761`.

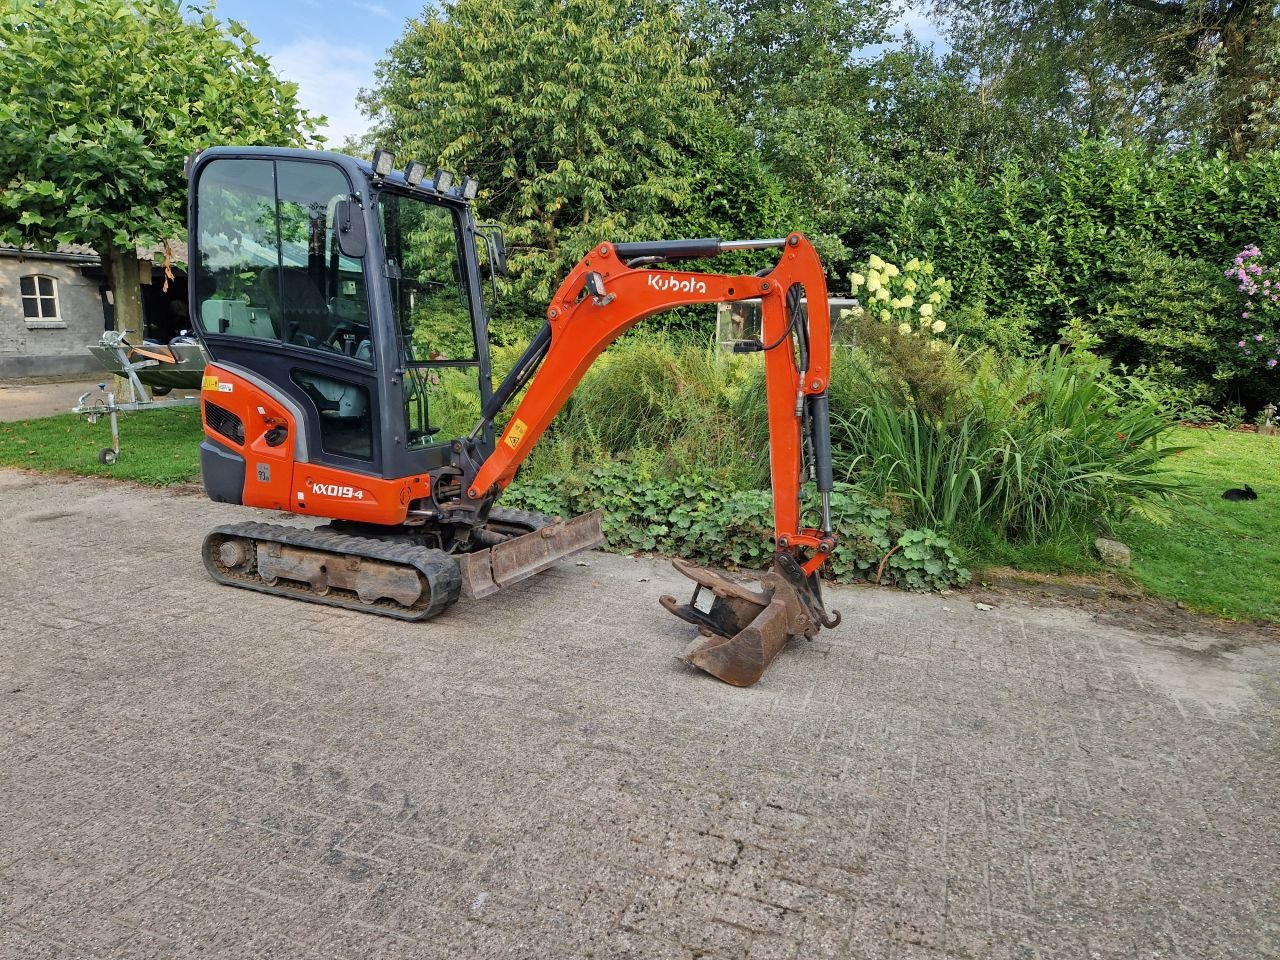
0 243 189 381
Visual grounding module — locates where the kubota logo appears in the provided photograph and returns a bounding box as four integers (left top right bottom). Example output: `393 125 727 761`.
309 482 365 500
647 273 707 294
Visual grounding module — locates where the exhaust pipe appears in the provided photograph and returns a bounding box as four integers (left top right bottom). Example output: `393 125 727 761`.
659 555 840 687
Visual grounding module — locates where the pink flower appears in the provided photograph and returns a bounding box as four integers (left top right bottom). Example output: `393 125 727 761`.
1270 359 1278 369
1238 340 1247 347
1256 334 1265 341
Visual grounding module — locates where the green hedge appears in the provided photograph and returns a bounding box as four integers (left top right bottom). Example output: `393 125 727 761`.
880 143 1280 408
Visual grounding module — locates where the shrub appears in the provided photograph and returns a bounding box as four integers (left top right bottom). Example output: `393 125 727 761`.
1228 244 1280 383
879 142 1280 409
504 461 970 590
524 331 770 488
832 344 1187 545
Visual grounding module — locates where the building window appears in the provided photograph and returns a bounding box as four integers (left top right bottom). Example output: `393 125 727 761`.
20 275 59 322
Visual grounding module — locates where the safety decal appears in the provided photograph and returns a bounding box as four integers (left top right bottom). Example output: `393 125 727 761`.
202 375 219 391
504 418 529 450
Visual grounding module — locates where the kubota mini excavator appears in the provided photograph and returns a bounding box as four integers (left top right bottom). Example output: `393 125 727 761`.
186 146 840 686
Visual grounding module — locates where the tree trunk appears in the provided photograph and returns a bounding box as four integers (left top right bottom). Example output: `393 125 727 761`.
103 244 149 402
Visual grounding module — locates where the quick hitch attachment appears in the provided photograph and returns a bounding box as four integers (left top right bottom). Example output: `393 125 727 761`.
659 556 841 687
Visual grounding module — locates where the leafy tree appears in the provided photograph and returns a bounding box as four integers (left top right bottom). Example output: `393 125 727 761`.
686 0 896 246
931 0 1280 159
361 0 728 338
0 0 321 340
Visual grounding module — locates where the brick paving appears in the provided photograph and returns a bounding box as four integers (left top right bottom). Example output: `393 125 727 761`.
1 468 1277 959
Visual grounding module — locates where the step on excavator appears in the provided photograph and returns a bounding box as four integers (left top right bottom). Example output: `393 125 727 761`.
187 146 840 686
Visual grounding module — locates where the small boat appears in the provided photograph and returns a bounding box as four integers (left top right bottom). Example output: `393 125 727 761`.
87 331 207 393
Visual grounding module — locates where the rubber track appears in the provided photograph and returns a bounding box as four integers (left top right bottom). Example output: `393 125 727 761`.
203 521 462 622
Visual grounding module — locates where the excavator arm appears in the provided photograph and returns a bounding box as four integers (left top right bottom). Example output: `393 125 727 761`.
470 233 836 569
464 233 841 685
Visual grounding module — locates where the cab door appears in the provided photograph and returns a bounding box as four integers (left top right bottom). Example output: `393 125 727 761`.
191 154 384 490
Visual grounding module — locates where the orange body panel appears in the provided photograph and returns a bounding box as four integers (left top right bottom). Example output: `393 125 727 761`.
199 364 426 525
469 233 833 568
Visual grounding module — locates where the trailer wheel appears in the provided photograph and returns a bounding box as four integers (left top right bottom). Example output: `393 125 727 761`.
99 448 118 465
151 386 172 397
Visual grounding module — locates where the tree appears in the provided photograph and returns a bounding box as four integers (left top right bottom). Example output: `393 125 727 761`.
931 0 1280 159
0 0 321 340
361 0 728 337
686 0 897 247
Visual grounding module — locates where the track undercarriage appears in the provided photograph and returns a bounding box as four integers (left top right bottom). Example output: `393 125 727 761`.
202 507 604 621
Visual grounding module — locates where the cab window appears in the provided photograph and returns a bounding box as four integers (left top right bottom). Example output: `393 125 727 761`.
194 158 372 362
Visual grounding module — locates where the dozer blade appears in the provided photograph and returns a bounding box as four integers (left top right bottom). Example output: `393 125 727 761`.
659 555 838 687
458 509 605 600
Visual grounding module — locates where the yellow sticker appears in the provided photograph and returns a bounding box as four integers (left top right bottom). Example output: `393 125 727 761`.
202 375 219 391
504 418 529 450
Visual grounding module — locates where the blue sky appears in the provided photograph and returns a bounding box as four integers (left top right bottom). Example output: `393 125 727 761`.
208 1 942 146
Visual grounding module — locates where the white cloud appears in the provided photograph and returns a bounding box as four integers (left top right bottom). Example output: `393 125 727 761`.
268 37 378 147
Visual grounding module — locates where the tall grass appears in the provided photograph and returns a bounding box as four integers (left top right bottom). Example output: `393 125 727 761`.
833 346 1187 544
520 331 769 487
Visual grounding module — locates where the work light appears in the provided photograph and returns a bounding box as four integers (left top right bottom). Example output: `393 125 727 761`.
405 161 427 186
372 149 395 177
461 176 479 200
433 168 454 193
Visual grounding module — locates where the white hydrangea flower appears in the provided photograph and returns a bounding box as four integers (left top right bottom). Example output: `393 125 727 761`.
868 254 886 270
898 322 912 335
931 319 946 334
850 272 866 288
919 302 933 318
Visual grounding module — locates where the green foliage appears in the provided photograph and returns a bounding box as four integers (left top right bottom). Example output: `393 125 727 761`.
832 343 1188 544
363 0 744 340
505 461 970 589
523 332 771 489
0 0 319 253
886 529 970 592
931 0 1280 160
882 142 1280 407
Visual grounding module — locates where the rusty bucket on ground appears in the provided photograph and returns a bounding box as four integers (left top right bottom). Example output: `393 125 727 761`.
659 555 841 687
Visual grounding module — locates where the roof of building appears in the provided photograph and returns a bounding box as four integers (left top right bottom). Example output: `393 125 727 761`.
0 240 189 267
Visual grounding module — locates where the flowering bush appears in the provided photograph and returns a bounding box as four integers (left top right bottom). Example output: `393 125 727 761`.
1227 245 1280 371
849 254 952 343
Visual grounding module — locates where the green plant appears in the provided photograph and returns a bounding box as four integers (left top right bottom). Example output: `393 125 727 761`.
504 462 971 590
880 143 1280 407
886 530 969 591
832 345 1188 546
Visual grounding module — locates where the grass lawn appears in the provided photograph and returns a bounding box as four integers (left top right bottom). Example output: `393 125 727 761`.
0 407 203 485
1115 426 1280 622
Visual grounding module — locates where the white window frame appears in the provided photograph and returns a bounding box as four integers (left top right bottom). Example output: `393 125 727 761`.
20 274 65 328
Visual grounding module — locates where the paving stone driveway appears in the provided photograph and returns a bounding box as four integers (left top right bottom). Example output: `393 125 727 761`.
1 469 1277 960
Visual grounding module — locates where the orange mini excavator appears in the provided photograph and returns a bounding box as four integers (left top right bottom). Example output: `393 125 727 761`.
187 146 840 686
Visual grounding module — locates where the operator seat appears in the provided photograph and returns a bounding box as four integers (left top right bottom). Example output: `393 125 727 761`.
257 267 333 348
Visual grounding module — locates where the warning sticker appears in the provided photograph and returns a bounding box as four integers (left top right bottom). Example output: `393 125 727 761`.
504 418 529 450
202 375 219 391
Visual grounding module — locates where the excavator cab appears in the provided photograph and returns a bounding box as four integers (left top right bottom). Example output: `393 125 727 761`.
187 146 840 686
